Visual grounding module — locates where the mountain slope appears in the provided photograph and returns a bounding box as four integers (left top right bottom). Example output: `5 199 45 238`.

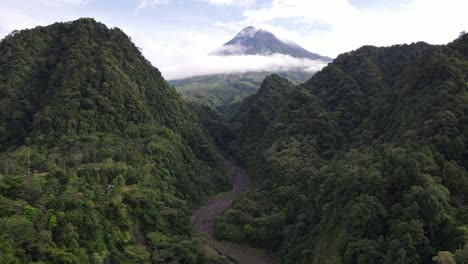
228 74 295 161
172 71 311 112
0 18 227 263
216 35 468 263
173 27 331 112
212 26 332 61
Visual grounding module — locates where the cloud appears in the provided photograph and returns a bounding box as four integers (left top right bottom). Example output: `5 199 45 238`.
166 0 466 78
210 43 248 55
241 0 468 57
135 0 169 13
244 0 354 24
129 25 326 80
160 54 327 80
37 0 93 5
201 0 254 6
1 0 465 81
0 1 90 38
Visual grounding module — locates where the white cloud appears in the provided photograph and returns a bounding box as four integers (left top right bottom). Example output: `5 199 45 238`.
128 25 326 80
0 0 466 81
202 0 254 6
37 0 92 5
0 1 89 38
135 0 169 13
160 54 326 80
241 0 468 57
210 43 248 55
244 0 354 24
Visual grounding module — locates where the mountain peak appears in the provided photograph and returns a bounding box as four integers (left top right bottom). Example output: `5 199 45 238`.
236 26 260 38
212 26 332 61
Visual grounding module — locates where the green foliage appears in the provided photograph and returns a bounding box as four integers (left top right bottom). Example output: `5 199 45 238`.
230 74 296 162
0 18 227 263
215 34 468 263
0 236 20 264
174 72 312 151
455 244 468 263
172 71 311 113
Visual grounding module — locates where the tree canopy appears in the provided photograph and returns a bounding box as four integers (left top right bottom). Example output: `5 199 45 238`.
215 33 468 263
0 18 228 263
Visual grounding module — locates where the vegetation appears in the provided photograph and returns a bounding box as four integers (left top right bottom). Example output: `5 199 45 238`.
2 16 468 264
0 18 228 263
172 71 313 113
215 33 468 263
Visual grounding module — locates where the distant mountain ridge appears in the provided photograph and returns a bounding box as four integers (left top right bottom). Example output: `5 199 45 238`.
172 71 311 112
211 26 332 61
175 27 330 110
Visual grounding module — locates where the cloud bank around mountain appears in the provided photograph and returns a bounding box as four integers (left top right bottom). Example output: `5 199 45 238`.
130 29 329 80
160 54 328 80
0 0 466 80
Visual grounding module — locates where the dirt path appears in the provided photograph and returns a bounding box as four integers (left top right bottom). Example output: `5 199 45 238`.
192 159 272 264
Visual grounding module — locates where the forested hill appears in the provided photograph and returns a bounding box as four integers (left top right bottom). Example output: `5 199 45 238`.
229 74 295 161
216 34 468 263
0 18 228 263
171 71 311 113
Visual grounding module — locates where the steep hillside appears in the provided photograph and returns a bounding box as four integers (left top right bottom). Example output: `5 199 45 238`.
0 19 227 263
229 74 295 161
172 71 312 112
216 35 468 263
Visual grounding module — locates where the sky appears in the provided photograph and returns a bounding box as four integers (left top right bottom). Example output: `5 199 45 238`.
0 0 467 80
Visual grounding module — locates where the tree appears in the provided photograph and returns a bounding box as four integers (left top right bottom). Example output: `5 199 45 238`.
0 236 20 264
433 251 456 264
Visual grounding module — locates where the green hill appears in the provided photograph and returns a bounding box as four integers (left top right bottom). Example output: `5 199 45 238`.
0 18 227 263
171 71 313 112
216 34 468 263
2 16 467 264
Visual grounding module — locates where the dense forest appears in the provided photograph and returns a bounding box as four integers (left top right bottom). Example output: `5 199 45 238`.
0 18 229 263
172 71 312 114
213 33 468 263
2 17 468 264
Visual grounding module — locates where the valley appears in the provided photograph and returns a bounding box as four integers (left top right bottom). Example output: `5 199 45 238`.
187 32 468 263
192 159 271 264
0 14 467 264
